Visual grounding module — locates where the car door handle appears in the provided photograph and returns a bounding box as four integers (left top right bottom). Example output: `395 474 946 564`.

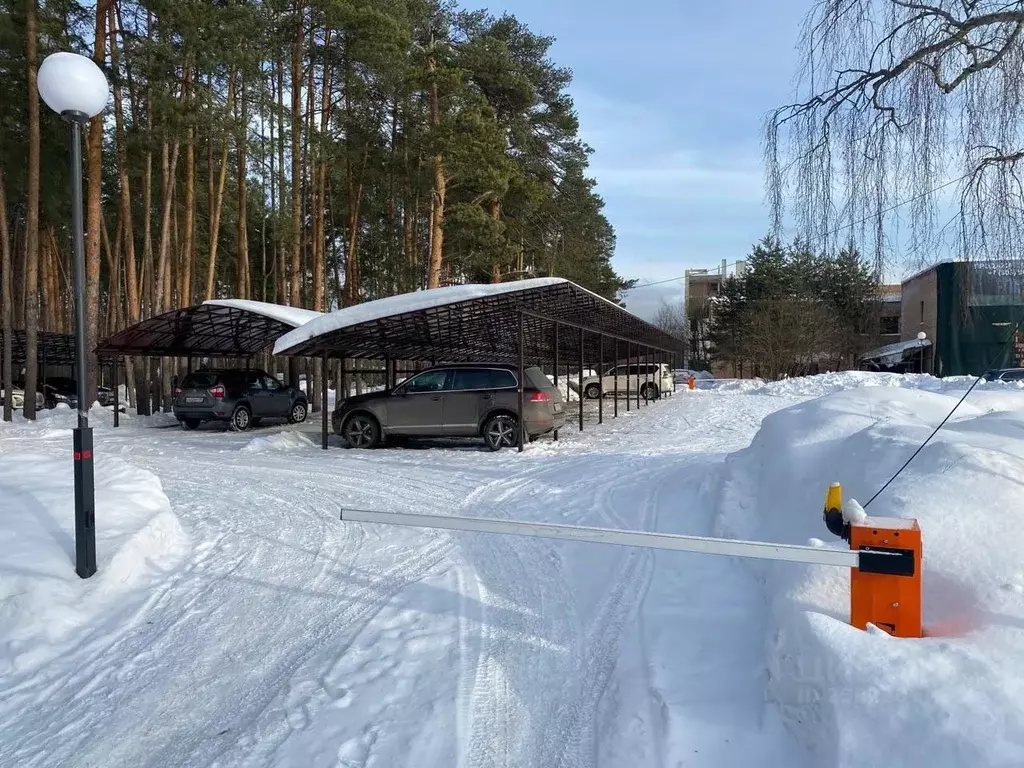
430 395 443 401
480 394 492 400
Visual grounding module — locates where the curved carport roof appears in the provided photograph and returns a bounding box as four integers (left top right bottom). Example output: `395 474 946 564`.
95 299 323 358
273 278 683 363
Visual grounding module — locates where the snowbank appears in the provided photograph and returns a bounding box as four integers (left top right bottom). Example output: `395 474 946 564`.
709 370 1020 397
714 386 1024 765
0 454 190 676
240 430 316 453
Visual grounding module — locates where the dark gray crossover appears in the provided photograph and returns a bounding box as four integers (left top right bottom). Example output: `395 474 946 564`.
173 368 308 431
332 363 565 451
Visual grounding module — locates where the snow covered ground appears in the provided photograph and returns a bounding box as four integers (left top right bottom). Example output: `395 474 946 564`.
2 372 1023 766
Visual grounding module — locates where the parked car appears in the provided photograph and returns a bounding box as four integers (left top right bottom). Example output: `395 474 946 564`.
332 363 565 451
578 362 674 400
983 368 1024 382
42 376 78 409
39 377 113 409
0 387 44 410
172 368 308 431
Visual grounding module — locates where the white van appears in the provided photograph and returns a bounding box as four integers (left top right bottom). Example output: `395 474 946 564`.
578 362 674 400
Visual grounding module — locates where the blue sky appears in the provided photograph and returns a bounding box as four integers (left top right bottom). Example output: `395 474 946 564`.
492 0 810 318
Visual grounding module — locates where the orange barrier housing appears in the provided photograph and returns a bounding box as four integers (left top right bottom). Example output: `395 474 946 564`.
824 484 923 639
849 517 922 638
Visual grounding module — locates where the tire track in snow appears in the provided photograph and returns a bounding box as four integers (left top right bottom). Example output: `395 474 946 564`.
450 455 670 768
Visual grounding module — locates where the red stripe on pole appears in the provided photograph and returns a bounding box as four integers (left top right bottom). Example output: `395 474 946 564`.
82 450 92 460
73 452 81 461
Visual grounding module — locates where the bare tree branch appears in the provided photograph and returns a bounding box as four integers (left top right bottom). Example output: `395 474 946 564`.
766 1 1024 273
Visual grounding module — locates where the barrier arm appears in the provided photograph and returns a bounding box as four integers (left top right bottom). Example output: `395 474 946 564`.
341 482 922 638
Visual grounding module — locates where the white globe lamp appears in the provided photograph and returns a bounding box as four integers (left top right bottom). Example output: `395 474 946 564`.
37 52 109 121
37 51 109 581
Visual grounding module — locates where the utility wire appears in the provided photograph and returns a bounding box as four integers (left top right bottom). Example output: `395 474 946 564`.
622 174 969 294
862 310 1024 508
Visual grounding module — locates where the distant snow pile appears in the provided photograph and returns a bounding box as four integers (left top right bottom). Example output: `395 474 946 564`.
0 454 189 676
714 386 1024 765
711 370 1021 398
240 430 316 453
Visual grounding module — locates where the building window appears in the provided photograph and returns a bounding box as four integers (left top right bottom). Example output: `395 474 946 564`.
920 300 925 323
880 316 899 336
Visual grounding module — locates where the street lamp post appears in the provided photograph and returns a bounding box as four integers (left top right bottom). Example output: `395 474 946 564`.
37 52 110 580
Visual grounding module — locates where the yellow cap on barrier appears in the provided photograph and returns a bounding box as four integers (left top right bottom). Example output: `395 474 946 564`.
825 482 842 513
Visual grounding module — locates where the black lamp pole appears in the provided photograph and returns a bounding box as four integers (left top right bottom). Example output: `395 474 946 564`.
65 110 96 579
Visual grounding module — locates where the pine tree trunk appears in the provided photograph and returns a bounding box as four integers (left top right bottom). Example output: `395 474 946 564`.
1 167 13 421
111 5 138 323
181 129 195 306
289 2 304 306
276 58 288 307
84 0 107 406
205 73 234 300
24 0 40 419
154 140 181 313
427 54 445 290
236 71 249 299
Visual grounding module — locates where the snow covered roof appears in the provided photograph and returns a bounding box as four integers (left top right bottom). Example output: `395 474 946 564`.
202 299 322 328
860 337 932 364
96 301 324 359
274 278 684 363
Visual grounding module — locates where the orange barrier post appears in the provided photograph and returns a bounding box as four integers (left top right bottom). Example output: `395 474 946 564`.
823 483 923 638
687 376 695 390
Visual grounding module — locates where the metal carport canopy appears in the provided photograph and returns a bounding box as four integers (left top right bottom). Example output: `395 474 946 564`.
95 299 323 358
272 278 684 362
2 329 117 366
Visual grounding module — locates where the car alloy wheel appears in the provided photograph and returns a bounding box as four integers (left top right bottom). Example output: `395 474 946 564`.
230 406 251 431
642 384 659 401
484 414 518 451
584 383 601 400
289 402 308 424
344 414 379 449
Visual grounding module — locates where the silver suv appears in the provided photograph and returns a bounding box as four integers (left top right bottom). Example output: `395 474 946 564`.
332 363 565 451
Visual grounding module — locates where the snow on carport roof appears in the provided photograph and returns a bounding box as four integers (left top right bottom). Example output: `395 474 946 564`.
202 298 322 328
95 300 324 358
273 277 684 362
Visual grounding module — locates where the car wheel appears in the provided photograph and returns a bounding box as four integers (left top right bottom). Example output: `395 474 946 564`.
230 405 252 432
288 401 308 424
584 383 601 400
641 384 659 401
483 413 518 451
180 418 201 430
343 413 381 449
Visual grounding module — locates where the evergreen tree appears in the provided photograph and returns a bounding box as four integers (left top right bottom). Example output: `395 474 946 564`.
0 0 630 418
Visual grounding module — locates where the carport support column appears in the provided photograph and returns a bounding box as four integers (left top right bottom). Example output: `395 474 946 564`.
321 351 329 450
518 311 525 452
113 358 120 427
630 346 638 411
553 323 559 442
625 342 631 412
598 335 604 424
578 328 584 432
613 343 619 418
